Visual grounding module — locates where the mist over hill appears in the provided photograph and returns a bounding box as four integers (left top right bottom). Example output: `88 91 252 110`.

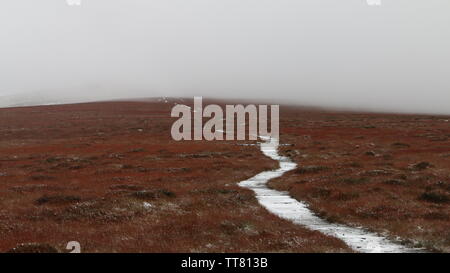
1 1 449 114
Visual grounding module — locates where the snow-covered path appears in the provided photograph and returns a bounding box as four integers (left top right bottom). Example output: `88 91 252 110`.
239 136 424 253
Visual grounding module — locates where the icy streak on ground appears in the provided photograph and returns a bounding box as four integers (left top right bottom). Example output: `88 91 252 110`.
239 136 424 253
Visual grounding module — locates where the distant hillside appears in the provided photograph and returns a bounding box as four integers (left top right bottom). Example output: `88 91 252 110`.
0 92 144 109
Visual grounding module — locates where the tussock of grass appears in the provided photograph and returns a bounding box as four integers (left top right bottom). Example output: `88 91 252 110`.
130 189 176 200
296 165 329 174
420 190 449 204
35 195 81 205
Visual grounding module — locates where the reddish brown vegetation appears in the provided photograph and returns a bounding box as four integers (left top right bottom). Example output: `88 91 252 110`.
0 100 350 253
270 108 450 252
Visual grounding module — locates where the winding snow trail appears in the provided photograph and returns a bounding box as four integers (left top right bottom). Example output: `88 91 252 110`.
239 136 423 253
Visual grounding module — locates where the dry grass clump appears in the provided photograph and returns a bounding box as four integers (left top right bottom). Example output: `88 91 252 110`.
35 195 81 205
420 190 449 204
296 165 329 174
7 243 59 253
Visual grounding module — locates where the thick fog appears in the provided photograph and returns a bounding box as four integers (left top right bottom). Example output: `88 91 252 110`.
1 0 449 114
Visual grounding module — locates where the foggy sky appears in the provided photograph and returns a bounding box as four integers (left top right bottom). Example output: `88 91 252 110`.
1 0 449 114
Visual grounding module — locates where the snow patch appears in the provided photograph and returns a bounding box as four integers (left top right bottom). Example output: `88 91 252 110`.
143 202 153 209
239 137 424 253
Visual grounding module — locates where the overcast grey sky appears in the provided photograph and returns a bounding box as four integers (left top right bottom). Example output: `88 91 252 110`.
0 0 449 113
